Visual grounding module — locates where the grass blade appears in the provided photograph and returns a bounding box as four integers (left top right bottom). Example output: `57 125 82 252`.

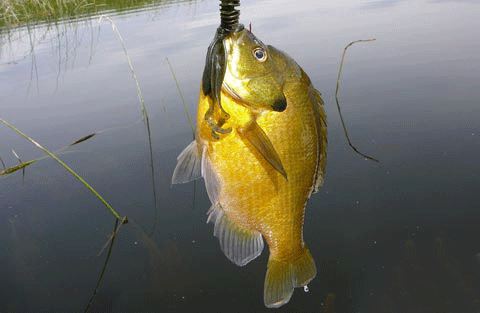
165 58 197 212
83 217 125 313
335 39 379 163
99 16 158 234
69 133 96 146
0 156 6 171
0 118 122 220
166 57 195 139
0 159 37 176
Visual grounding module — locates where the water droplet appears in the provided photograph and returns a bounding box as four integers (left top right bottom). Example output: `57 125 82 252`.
192 240 196 244
303 285 309 293
355 200 360 205
133 241 138 245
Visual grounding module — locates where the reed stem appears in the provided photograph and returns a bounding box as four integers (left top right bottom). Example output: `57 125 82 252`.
0 118 122 220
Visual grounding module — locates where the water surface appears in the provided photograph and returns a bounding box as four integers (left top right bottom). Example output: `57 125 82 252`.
1 0 480 312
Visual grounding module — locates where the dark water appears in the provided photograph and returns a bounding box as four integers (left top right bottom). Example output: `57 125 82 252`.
1 0 480 312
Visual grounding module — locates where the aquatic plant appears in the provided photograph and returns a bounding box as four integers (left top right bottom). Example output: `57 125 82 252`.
0 118 125 220
335 39 379 162
0 15 157 311
0 0 193 30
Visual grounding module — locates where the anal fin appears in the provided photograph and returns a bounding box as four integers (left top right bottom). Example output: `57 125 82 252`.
207 203 264 267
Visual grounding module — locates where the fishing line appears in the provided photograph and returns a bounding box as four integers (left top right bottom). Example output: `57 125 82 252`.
220 0 241 32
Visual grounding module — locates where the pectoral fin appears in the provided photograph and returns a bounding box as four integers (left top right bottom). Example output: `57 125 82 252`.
238 120 287 180
171 141 202 184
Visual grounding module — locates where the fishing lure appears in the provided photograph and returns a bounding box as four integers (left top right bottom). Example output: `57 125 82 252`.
201 0 242 139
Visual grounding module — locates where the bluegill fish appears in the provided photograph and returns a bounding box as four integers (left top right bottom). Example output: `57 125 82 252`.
172 27 327 308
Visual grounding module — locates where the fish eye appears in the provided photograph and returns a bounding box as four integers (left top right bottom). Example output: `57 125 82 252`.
253 48 267 62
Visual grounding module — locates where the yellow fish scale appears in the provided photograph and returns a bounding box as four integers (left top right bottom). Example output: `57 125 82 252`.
196 73 320 261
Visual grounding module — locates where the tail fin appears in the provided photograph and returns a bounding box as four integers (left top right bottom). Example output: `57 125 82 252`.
264 247 316 308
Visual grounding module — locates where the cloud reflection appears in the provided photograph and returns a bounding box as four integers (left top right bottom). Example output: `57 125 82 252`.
431 0 480 3
361 0 404 9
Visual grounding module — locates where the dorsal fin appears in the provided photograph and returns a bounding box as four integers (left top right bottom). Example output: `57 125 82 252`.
311 88 327 193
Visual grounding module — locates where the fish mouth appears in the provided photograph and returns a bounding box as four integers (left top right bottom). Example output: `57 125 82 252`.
222 83 286 112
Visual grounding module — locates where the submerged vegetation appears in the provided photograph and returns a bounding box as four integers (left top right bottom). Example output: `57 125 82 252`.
1 9 161 310
0 0 192 30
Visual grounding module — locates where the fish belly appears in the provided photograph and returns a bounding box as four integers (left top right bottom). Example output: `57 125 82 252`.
203 87 318 251
197 80 323 308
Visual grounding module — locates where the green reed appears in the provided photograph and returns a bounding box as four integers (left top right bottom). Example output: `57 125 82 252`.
1 0 95 29
0 0 191 30
335 39 379 163
0 118 124 220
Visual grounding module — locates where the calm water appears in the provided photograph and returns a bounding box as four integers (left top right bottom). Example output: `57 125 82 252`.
1 0 480 312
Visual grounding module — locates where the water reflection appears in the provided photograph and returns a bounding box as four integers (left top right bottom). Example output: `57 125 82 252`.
0 0 200 30
1 0 480 312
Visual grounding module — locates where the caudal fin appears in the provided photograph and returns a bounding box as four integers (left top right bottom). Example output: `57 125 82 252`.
263 247 316 308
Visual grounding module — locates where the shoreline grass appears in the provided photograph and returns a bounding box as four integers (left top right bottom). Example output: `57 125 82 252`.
2 0 100 30
0 0 189 31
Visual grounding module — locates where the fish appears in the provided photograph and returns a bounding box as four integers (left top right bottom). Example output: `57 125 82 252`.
172 27 327 308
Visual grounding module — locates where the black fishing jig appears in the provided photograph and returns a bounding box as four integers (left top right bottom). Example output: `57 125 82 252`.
202 0 244 139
